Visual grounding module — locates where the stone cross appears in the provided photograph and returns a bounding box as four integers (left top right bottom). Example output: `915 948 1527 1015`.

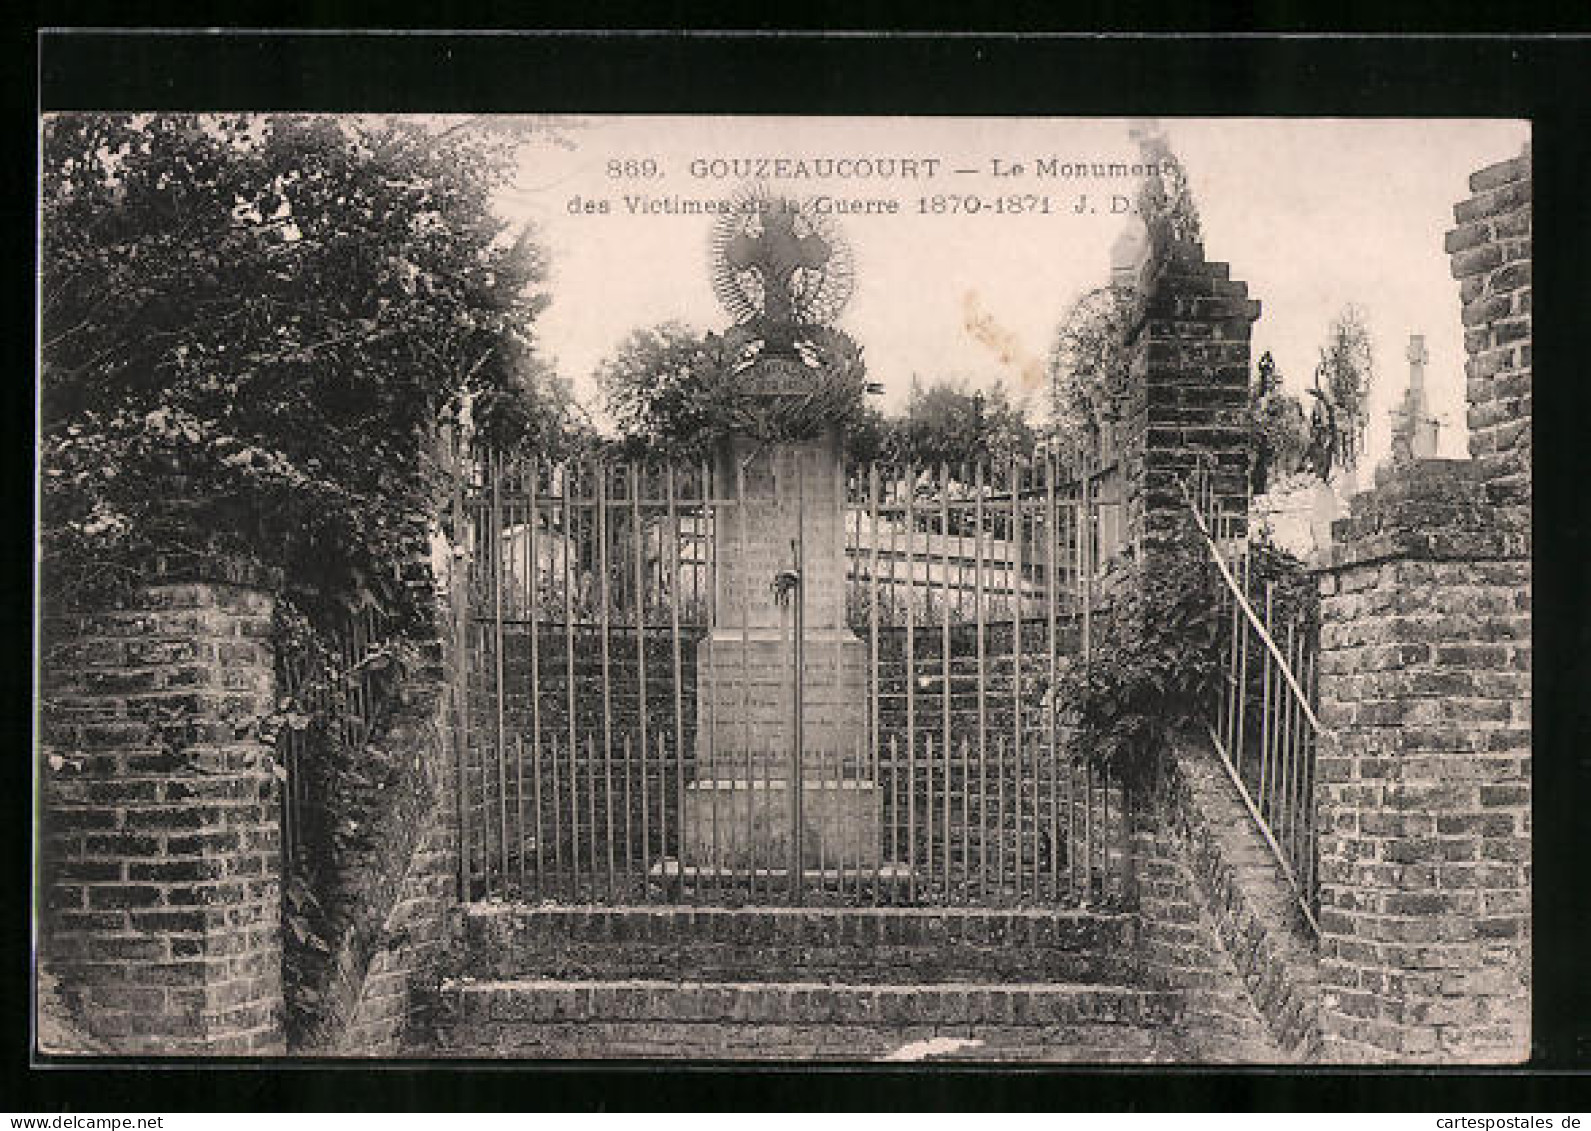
1406 334 1429 386
1391 333 1439 463
726 207 831 332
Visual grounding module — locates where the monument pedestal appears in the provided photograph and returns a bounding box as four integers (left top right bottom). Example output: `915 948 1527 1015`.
681 780 882 872
677 432 884 874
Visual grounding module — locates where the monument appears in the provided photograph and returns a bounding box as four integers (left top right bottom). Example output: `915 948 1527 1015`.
1388 333 1442 464
677 192 882 880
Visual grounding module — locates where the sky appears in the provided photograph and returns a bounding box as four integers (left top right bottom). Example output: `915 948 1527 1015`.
494 116 1529 470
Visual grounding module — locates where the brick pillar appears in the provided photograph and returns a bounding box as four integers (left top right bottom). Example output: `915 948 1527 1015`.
1122 238 1261 550
1445 144 1531 491
1311 461 1530 1063
39 561 285 1055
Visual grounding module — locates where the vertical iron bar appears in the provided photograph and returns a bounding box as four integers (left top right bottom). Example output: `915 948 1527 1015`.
736 455 754 901
551 735 565 897
527 459 543 895
1010 458 1024 901
631 466 649 889
793 451 807 903
1259 581 1275 821
1278 617 1296 860
868 465 881 792
622 732 635 895
561 463 578 885
569 733 582 898
924 728 934 898
1303 646 1319 906
888 735 900 901
938 463 953 894
704 458 720 903
909 730 920 901
782 523 797 897
586 735 599 897
1081 456 1093 900
839 463 856 905
942 731 953 894
450 427 471 901
975 461 988 899
1293 622 1309 873
491 451 508 897
531 735 544 895
665 466 684 876
867 466 882 904
904 466 917 901
995 733 1007 898
1069 449 1082 896
815 742 827 895
1046 454 1059 900
1235 543 1251 775
598 466 616 898
1224 514 1242 754
958 736 970 897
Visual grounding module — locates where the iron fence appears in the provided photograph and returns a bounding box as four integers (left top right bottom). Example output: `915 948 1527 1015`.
277 606 395 880
453 445 1131 908
1187 474 1322 933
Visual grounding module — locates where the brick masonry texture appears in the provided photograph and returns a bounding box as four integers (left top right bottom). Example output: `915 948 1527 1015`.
1153 740 1325 1060
1312 460 1531 1063
38 574 285 1055
1132 789 1283 1063
434 984 1184 1062
1123 238 1260 548
428 904 1193 1060
458 904 1139 984
321 541 462 1056
1445 144 1530 493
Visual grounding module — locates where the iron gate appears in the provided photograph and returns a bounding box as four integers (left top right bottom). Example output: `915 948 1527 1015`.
451 439 1130 907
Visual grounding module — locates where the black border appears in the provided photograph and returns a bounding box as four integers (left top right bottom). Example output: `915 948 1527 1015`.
14 28 1591 1112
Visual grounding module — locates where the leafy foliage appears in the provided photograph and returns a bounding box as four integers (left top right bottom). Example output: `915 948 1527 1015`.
40 113 555 626
888 378 1038 468
598 321 871 462
1055 515 1224 790
1250 351 1310 495
1047 284 1138 452
1304 305 1375 480
1056 501 1320 794
40 113 561 1050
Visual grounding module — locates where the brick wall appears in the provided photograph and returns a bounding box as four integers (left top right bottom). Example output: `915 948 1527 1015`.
1446 145 1531 490
1122 238 1261 550
317 544 462 1056
1133 738 1328 1064
39 565 285 1054
1131 792 1280 1063
1312 460 1530 1062
1153 740 1325 1060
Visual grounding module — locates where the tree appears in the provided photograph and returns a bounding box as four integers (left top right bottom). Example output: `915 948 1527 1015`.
1303 305 1375 480
40 113 559 623
1047 284 1137 453
1249 351 1310 495
598 320 872 462
596 322 733 461
892 377 1037 469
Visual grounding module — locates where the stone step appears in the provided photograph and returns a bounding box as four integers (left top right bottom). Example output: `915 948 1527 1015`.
433 1016 1177 1062
433 978 1181 1060
457 904 1141 984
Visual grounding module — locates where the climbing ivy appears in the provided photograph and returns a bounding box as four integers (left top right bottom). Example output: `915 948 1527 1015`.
1056 512 1318 792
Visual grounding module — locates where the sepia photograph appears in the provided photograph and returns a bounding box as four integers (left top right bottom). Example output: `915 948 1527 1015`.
35 108 1533 1067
